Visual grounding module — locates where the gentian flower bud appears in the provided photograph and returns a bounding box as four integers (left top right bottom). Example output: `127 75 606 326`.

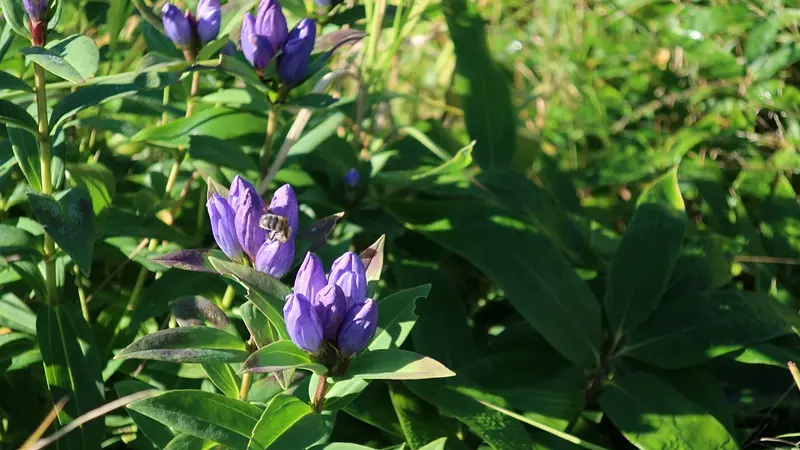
206 194 244 261
162 3 193 47
284 293 323 353
267 184 299 240
329 252 367 307
196 0 221 45
23 0 47 22
255 239 294 278
345 168 360 188
295 252 327 301
337 299 378 356
277 19 316 86
256 0 288 51
233 183 268 260
227 175 252 212
314 283 347 341
241 13 275 70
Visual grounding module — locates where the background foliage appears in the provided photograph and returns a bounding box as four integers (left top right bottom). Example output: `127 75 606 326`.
1 0 800 449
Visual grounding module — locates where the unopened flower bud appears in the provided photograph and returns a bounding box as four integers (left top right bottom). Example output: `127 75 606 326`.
295 252 327 301
277 19 316 86
255 239 294 278
314 283 347 341
206 194 243 261
233 182 268 260
256 0 288 51
329 252 367 307
23 0 47 22
337 299 377 356
284 293 323 353
345 168 360 188
196 0 221 45
162 3 193 47
241 12 275 70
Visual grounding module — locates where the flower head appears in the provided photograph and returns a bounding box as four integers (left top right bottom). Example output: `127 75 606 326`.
313 283 347 341
337 299 378 356
241 12 275 70
207 194 243 261
277 19 316 85
256 239 295 278
162 3 193 47
23 0 47 22
196 0 221 45
345 168 360 188
295 252 327 301
329 252 367 308
284 293 323 353
233 180 268 260
240 0 289 71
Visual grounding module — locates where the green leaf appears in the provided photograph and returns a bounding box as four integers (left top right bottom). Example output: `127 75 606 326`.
152 249 227 273
240 340 327 375
116 380 175 448
0 293 37 335
386 200 602 367
163 433 220 450
442 0 514 169
0 0 28 38
50 80 160 131
115 326 248 363
132 107 268 148
27 187 96 275
621 290 800 369
405 375 538 450
344 350 455 381
0 100 38 133
202 363 241 399
598 372 737 450
128 390 262 449
66 162 116 214
343 382 404 438
241 301 277 348
38 304 105 450
22 35 100 83
605 167 686 338
369 284 429 351
0 224 38 257
388 382 464 449
189 135 259 174
248 394 328 450
210 257 292 340
419 438 448 450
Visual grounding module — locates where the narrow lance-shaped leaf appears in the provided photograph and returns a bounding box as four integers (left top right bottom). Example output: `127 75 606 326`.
248 394 328 450
115 326 249 364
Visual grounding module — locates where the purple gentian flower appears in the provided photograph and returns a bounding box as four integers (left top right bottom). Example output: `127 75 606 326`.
23 0 47 22
207 194 244 261
284 293 323 353
277 18 316 85
240 0 288 70
206 176 298 278
345 168 360 188
337 299 378 356
329 252 368 308
295 252 327 302
162 0 221 50
285 250 378 357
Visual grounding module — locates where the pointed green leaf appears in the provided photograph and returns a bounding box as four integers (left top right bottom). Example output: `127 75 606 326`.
128 390 262 449
369 284 429 351
240 340 327 375
345 350 455 381
116 326 248 363
248 394 328 450
27 187 96 275
605 167 686 338
0 100 37 133
22 35 100 83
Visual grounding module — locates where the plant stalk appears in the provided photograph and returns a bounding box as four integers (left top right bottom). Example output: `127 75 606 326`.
221 284 236 310
239 372 253 401
34 63 57 305
313 375 328 413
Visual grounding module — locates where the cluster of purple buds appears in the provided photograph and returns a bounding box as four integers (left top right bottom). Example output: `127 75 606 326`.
284 252 377 358
23 0 48 45
206 176 297 278
162 0 221 57
240 0 317 86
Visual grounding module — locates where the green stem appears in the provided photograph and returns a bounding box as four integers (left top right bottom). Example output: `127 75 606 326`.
221 284 236 310
260 106 281 173
239 372 253 401
312 375 328 413
75 265 89 323
34 63 57 305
